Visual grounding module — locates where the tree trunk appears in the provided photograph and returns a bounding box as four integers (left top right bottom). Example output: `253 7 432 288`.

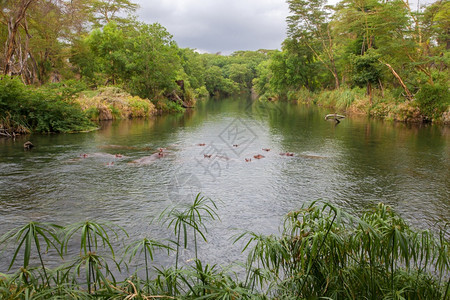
333 72 340 90
367 82 372 105
3 0 36 76
381 61 413 101
378 78 384 98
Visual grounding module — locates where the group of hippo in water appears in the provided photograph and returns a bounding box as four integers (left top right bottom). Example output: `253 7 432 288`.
73 143 325 166
196 143 316 162
77 147 167 165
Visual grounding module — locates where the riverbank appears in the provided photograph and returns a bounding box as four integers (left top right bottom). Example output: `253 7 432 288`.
0 77 190 136
0 77 97 136
286 87 450 124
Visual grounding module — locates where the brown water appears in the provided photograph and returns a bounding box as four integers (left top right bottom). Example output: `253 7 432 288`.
0 97 449 269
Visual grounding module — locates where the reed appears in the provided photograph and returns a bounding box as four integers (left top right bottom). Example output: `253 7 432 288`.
0 222 62 288
0 198 448 299
60 221 127 294
237 201 449 299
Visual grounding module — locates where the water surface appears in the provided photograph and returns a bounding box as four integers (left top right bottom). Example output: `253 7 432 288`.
0 97 449 269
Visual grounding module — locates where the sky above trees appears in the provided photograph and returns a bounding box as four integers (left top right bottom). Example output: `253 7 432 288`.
133 0 435 54
134 0 290 54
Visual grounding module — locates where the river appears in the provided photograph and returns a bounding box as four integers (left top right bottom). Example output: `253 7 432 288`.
0 97 449 270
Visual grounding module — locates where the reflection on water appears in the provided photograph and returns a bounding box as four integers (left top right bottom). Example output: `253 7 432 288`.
0 97 449 269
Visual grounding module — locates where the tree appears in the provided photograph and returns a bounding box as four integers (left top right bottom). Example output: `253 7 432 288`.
1 0 37 77
204 65 239 96
127 23 181 98
287 0 340 89
87 21 128 85
352 49 381 104
178 48 206 90
227 63 252 90
89 0 138 27
333 0 414 99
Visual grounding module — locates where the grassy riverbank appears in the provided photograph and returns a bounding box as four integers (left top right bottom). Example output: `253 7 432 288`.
284 87 450 124
0 197 448 299
0 77 96 136
0 78 187 136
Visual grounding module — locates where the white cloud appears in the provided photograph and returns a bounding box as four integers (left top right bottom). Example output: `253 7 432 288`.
134 0 290 54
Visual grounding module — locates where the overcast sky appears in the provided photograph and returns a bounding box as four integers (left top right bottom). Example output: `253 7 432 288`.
133 0 290 54
133 0 434 55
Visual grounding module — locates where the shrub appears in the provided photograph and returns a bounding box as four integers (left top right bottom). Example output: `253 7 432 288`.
152 98 185 113
415 84 450 119
128 96 153 118
75 87 156 120
0 76 95 133
194 86 209 99
43 80 88 99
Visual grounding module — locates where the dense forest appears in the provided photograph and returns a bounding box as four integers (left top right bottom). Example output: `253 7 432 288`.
255 0 449 123
0 0 449 135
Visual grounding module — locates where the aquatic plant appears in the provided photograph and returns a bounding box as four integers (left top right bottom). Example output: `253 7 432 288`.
60 221 126 294
236 201 449 299
158 193 220 269
0 198 448 299
0 222 62 288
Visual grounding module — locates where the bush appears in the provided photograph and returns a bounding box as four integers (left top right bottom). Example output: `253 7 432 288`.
286 88 313 102
0 76 95 133
128 96 153 118
43 80 88 99
152 98 185 113
194 86 209 99
415 84 450 119
75 87 156 120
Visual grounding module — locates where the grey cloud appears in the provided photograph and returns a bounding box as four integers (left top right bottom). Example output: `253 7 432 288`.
134 0 289 53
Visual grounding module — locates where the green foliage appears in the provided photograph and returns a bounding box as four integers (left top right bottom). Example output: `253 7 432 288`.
236 201 449 299
87 22 128 85
153 98 185 113
0 77 95 133
61 221 127 294
127 23 181 99
89 0 139 27
123 238 171 294
194 86 209 99
43 80 89 99
178 48 207 90
415 84 450 119
250 0 449 121
158 193 220 270
227 63 253 90
0 222 62 288
204 66 240 96
128 96 153 117
314 87 366 110
0 197 447 299
352 50 382 87
202 50 271 96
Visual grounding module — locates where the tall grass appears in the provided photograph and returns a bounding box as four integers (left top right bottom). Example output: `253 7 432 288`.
0 197 448 299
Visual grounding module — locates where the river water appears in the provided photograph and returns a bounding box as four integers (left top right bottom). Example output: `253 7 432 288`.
0 97 449 270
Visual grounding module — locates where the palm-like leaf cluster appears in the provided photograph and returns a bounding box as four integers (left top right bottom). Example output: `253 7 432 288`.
0 197 448 299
